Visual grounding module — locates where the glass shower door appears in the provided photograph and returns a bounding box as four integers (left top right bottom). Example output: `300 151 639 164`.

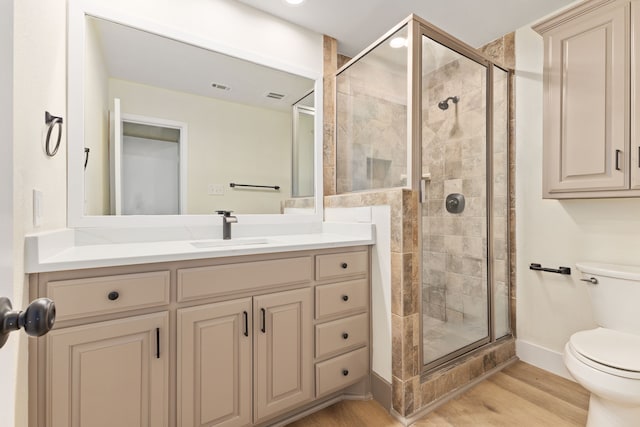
420 35 489 367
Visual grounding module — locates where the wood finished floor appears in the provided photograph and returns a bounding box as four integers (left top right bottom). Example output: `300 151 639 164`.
287 361 589 426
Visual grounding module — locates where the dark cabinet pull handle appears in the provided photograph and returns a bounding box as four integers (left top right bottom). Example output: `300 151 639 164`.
615 149 622 171
108 291 119 301
155 328 160 359
243 311 249 337
342 332 349 340
261 308 266 333
342 369 349 376
341 262 348 269
342 295 349 302
638 146 640 168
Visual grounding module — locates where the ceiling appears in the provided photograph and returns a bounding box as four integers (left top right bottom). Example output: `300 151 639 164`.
91 17 314 112
237 0 577 57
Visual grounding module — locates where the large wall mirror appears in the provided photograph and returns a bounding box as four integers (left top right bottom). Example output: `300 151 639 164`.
68 3 323 227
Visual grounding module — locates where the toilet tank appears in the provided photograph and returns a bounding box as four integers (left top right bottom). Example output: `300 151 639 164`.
576 262 640 335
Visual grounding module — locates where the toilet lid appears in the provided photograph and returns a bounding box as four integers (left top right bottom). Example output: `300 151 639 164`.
570 328 640 373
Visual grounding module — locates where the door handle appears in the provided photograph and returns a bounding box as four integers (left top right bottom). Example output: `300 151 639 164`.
615 149 622 171
0 297 56 349
243 311 249 337
260 308 266 333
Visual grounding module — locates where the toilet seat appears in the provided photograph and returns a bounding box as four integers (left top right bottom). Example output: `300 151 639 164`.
569 328 640 379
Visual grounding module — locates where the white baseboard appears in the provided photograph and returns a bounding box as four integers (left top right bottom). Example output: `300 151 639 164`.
516 339 574 381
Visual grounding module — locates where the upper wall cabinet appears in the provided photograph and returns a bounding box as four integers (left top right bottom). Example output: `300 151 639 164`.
535 0 640 198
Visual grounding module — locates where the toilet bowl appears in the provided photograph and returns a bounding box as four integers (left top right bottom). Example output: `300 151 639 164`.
566 263 640 427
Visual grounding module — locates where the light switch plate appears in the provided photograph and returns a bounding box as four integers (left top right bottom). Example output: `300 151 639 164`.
208 184 224 195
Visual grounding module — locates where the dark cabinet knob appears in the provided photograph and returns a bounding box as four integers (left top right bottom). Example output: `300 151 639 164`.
341 262 348 269
342 369 349 376
342 332 349 340
108 291 119 301
341 295 349 302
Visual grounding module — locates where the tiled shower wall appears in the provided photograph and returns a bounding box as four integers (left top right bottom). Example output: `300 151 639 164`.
335 54 407 193
421 57 488 326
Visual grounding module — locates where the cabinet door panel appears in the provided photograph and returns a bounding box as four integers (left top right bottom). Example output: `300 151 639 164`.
254 288 312 423
47 312 168 427
178 298 252 427
544 3 628 194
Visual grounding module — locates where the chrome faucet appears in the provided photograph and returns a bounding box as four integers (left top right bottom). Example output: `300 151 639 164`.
216 210 237 240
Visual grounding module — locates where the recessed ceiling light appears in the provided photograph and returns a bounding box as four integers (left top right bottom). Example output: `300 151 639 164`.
389 37 408 49
284 0 306 5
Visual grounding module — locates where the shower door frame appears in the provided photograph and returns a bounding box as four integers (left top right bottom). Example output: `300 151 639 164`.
407 17 513 374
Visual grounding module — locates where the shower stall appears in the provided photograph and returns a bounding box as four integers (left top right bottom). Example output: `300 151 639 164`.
335 16 511 375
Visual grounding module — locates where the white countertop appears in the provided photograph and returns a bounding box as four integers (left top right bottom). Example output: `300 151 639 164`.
25 223 375 273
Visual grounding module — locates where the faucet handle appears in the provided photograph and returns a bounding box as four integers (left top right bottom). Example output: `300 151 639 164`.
215 210 234 216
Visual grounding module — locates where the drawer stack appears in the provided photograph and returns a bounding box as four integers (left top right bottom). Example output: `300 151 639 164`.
313 251 369 397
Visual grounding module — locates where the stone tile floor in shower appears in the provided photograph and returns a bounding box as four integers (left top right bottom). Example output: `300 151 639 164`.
423 315 487 363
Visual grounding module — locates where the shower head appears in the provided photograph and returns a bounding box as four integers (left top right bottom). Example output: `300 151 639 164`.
438 96 459 110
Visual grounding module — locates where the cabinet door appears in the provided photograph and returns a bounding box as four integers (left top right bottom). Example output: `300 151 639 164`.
544 2 629 195
177 298 252 427
47 312 169 427
254 288 313 423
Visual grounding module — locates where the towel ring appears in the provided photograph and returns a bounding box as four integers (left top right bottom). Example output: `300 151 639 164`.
45 111 63 157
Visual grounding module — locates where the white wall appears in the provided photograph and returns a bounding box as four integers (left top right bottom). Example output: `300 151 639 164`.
110 79 292 214
515 26 640 376
13 1 69 425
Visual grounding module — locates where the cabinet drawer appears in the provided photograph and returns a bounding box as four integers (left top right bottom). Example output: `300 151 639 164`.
315 313 368 359
48 271 170 322
315 279 368 320
177 257 312 302
315 347 369 397
315 251 368 281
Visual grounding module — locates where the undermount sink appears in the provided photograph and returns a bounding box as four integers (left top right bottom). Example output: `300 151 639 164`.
190 238 270 249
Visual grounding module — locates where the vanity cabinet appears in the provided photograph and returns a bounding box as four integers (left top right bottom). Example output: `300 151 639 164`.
177 299 252 427
29 247 370 427
47 313 169 427
535 0 640 198
177 288 312 427
38 271 171 427
313 251 370 397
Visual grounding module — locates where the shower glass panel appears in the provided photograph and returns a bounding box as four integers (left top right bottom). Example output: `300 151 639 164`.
336 26 408 193
493 66 510 339
421 35 489 366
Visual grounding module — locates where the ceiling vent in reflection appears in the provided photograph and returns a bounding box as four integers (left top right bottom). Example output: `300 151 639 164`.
266 92 285 100
211 82 231 91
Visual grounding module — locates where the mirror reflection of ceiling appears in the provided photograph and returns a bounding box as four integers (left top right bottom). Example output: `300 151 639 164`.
237 0 576 57
90 16 314 112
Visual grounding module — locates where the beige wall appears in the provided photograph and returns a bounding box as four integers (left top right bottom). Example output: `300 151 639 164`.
13 1 69 425
109 79 292 214
515 26 640 359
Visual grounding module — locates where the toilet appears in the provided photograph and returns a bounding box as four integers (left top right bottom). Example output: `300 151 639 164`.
564 262 640 426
